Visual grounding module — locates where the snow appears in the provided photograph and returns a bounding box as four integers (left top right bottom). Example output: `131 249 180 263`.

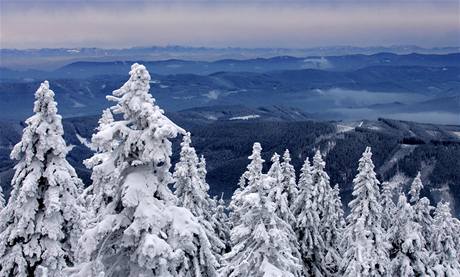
452 131 460 138
0 81 84 276
72 100 86 108
75 133 93 150
336 124 354 133
203 90 220 100
1 62 459 277
302 57 331 69
71 63 217 276
229 114 261 120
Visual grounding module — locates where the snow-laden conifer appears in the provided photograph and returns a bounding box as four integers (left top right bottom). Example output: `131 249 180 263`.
313 150 338 275
0 81 83 277
173 132 227 260
222 174 303 277
292 157 326 276
413 197 434 251
409 172 423 203
380 181 396 232
197 155 207 189
430 202 460 276
73 64 218 277
267 153 296 226
322 184 345 274
299 150 343 276
311 150 331 221
97 108 114 131
281 149 298 207
340 147 390 276
213 195 231 253
388 194 433 276
229 142 264 227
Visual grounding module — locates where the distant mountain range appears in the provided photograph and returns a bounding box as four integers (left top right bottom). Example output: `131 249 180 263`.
1 53 458 124
2 52 459 79
1 45 458 70
1 49 459 216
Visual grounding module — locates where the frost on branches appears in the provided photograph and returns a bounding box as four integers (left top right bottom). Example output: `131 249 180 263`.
173 133 227 260
229 142 264 228
409 172 423 203
388 194 432 276
292 157 326 276
340 147 390 276
430 202 460 276
73 64 218 277
0 81 84 277
292 152 343 276
222 173 303 276
280 149 298 209
380 181 396 232
267 153 296 227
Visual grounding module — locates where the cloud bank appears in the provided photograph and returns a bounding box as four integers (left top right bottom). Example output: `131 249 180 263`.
1 1 458 48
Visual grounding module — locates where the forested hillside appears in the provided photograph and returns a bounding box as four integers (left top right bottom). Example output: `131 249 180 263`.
0 64 458 276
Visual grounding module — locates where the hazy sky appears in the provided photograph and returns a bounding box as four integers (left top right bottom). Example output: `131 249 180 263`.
1 0 459 49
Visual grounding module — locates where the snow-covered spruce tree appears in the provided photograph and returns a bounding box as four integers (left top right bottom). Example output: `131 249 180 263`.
197 155 207 190
73 64 218 277
229 142 264 228
222 174 304 277
292 157 326 276
409 172 423 203
173 132 226 260
197 155 230 250
430 202 460 276
196 154 229 251
303 150 343 276
388 193 433 276
322 184 345 274
413 198 434 251
340 147 390 276
213 195 231 253
267 153 296 227
311 150 331 221
454 218 460 262
281 149 298 208
380 181 396 232
0 81 83 277
313 150 338 275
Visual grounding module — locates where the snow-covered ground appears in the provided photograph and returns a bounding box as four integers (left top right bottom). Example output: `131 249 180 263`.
229 115 261 120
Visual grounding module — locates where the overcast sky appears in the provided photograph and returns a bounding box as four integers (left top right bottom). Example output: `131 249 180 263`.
1 0 459 49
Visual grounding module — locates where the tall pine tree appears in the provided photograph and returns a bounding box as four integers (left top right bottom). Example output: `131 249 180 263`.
380 181 396 232
388 193 433 276
430 202 460 276
292 157 326 276
322 184 345 274
0 81 84 276
222 173 303 277
173 132 227 261
340 147 390 276
229 143 264 228
74 64 218 276
281 149 298 208
267 153 296 227
409 172 423 203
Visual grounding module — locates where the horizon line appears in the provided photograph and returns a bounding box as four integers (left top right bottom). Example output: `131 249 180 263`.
2 44 460 51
